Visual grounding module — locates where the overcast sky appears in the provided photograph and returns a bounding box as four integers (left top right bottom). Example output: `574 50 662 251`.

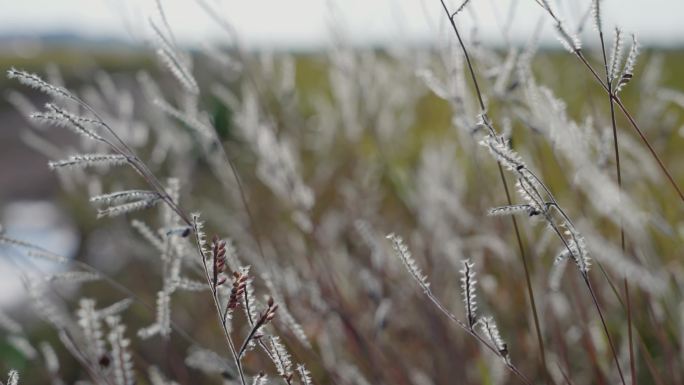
0 0 682 48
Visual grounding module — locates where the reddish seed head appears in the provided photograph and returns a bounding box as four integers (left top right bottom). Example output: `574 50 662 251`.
227 271 249 310
211 235 229 287
98 354 111 368
264 302 278 322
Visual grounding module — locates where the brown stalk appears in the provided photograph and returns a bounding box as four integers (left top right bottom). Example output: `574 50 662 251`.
584 275 626 385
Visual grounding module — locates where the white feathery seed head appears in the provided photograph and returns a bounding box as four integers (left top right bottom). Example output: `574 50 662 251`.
106 316 135 385
591 0 602 33
616 34 639 93
555 23 582 53
460 258 478 328
44 271 101 284
48 154 128 170
76 298 106 358
96 198 161 218
608 28 624 81
479 316 509 364
480 135 525 172
6 370 19 385
252 373 268 385
297 364 314 385
488 204 534 217
560 224 591 275
32 104 104 142
191 212 208 257
386 233 430 293
90 190 160 206
7 68 72 100
98 299 134 319
269 336 293 378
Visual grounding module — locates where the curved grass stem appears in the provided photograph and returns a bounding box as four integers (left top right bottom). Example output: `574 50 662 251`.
438 1 549 381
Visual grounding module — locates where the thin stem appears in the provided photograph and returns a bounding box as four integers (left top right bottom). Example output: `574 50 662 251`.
557 362 574 385
237 321 263 359
591 261 667 385
625 280 636 385
421 287 533 385
438 0 549 381
214 286 247 385
584 275 627 385
218 143 268 262
441 1 485 112
64 94 193 225
612 97 684 202
595 10 637 383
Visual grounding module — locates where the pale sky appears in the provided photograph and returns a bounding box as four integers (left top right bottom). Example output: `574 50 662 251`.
0 0 682 48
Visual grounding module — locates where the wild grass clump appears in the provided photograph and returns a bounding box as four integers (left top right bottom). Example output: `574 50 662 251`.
1 1 684 384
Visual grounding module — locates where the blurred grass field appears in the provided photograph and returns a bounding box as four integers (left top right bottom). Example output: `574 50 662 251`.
1 44 684 384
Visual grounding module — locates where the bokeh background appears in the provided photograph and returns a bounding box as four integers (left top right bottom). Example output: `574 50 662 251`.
1 1 684 384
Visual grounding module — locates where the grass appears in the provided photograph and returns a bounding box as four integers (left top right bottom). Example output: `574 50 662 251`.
1 2 684 384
